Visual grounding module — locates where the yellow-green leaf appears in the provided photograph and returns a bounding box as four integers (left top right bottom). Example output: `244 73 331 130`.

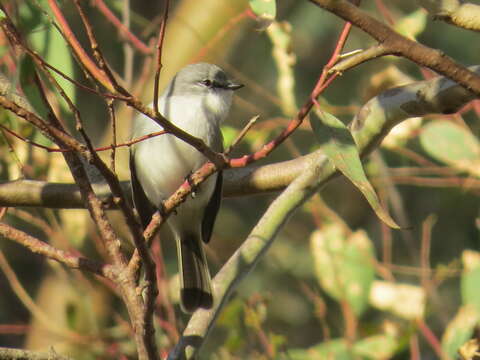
310 225 375 316
420 120 480 177
441 305 480 359
310 110 400 228
394 9 427 40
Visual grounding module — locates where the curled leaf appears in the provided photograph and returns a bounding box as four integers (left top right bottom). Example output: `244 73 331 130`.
310 110 400 228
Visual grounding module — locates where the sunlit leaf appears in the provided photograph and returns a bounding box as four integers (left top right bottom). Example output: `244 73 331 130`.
289 339 351 360
459 339 480 360
310 225 375 316
395 9 427 40
420 120 480 177
369 281 426 319
310 110 400 228
289 335 398 360
461 250 480 312
441 251 480 358
441 305 480 359
353 334 398 359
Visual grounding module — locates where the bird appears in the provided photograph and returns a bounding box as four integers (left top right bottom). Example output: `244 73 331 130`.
130 63 243 313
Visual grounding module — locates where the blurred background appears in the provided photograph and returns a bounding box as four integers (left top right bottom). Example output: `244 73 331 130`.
0 0 479 359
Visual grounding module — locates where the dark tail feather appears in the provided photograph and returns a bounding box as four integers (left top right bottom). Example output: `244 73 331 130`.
177 234 213 313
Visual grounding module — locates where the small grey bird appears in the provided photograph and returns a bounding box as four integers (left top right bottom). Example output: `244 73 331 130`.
130 63 243 313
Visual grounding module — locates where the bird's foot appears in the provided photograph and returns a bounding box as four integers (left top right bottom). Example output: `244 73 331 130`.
184 172 198 199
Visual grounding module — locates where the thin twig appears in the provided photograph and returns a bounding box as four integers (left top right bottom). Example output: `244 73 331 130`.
224 115 259 155
108 99 117 173
46 0 115 92
153 0 169 115
92 0 152 55
0 122 166 153
0 128 27 178
0 222 115 277
71 0 128 95
122 0 134 86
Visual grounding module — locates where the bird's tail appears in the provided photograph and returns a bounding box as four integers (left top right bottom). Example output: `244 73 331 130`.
176 234 213 313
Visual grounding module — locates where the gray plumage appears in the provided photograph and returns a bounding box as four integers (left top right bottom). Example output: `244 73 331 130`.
130 63 242 312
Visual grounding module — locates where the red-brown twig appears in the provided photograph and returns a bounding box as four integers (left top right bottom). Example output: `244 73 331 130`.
91 0 152 55
153 0 169 115
71 0 128 95
0 123 167 153
227 15 353 168
46 0 115 92
193 9 249 62
416 318 445 359
0 222 115 278
375 0 395 25
310 0 480 96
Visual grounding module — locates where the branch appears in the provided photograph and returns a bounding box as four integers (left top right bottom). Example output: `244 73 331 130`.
0 8 158 358
0 347 72 360
167 65 480 359
91 0 153 54
0 222 116 278
168 150 333 359
0 66 477 208
45 0 116 92
309 0 480 97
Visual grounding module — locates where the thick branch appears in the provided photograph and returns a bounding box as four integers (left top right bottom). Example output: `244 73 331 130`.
0 66 477 208
169 150 334 359
0 347 72 360
167 65 480 359
309 0 480 96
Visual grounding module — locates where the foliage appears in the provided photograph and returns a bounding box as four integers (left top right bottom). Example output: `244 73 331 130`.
0 0 479 359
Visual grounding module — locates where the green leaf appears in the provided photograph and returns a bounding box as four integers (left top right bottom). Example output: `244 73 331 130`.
289 335 398 360
353 334 398 359
19 56 48 120
310 225 375 316
461 250 480 312
441 305 480 359
221 125 239 147
20 1 75 111
249 0 276 30
441 251 480 358
394 9 427 40
420 120 480 177
289 339 352 360
310 110 400 228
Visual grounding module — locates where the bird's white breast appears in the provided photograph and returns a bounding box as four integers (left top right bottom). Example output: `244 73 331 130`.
131 92 230 209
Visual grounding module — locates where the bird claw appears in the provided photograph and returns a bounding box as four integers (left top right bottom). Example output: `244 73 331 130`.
185 172 198 198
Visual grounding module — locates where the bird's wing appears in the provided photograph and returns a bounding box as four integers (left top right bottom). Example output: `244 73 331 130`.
201 171 223 244
130 153 156 229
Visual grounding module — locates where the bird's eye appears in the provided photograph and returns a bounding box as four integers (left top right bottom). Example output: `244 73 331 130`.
201 79 213 87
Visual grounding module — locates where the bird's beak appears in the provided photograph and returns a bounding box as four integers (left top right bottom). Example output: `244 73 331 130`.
226 82 244 91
